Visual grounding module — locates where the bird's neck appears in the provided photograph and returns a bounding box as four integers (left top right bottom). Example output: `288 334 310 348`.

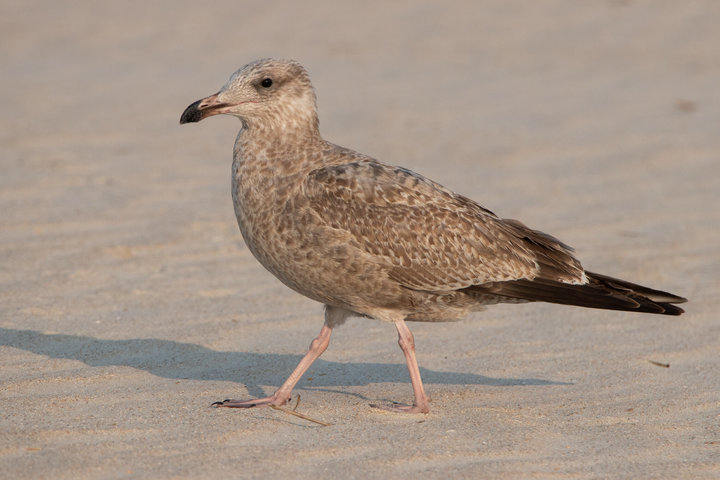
233 120 326 177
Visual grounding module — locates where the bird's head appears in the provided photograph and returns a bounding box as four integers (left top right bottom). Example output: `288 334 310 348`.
180 58 319 134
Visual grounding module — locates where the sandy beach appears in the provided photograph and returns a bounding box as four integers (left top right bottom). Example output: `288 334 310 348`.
1 1 718 478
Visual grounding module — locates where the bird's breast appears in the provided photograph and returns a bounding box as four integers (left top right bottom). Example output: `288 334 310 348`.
231 158 335 299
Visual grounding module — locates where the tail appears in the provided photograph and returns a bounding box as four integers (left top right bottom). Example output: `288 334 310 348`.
476 271 687 315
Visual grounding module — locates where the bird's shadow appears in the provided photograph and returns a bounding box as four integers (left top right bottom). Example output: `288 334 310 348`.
0 327 569 399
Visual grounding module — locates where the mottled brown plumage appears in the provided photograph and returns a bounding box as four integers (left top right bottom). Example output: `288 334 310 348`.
180 58 686 414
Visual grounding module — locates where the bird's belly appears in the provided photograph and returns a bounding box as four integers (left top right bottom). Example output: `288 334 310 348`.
233 193 413 313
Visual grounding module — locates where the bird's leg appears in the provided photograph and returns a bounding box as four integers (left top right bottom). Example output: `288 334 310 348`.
214 322 332 408
372 319 430 414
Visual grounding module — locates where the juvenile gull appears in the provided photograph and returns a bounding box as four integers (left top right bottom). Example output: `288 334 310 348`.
180 59 686 414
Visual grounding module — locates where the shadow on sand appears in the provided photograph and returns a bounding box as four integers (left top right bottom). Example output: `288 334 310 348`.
0 327 570 399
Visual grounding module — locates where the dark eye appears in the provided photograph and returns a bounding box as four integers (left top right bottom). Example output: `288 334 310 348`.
261 78 273 88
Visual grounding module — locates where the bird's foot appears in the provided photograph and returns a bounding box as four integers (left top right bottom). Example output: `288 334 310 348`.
212 394 290 409
370 401 429 414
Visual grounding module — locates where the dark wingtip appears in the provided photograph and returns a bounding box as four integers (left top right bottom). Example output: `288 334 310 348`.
661 303 685 316
179 99 204 124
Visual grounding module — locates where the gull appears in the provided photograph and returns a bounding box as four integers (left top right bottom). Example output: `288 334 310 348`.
180 59 686 414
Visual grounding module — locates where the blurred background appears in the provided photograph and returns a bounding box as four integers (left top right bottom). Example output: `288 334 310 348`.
1 1 718 478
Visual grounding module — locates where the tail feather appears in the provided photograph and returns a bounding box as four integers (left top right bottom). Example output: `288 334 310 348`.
475 271 686 316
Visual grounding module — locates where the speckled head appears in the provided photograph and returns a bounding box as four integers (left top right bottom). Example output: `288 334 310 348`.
180 58 319 133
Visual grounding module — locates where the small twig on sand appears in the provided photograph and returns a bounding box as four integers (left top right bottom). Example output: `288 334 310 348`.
648 359 670 368
270 396 330 426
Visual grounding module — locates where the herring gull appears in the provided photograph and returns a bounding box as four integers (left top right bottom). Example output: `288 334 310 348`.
180 58 686 414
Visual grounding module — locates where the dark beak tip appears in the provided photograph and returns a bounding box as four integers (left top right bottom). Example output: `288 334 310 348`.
179 99 204 124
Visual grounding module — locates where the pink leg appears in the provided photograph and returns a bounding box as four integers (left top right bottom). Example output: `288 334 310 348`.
214 322 332 408
372 319 430 414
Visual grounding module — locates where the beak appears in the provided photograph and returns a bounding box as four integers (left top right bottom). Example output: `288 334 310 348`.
179 93 229 124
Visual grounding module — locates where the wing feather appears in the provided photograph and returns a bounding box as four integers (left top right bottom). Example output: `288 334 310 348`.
302 161 584 292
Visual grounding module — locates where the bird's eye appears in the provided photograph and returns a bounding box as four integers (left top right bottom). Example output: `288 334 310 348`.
261 78 273 88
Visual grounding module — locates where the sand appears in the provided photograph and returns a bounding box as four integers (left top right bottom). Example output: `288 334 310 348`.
1 1 718 478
